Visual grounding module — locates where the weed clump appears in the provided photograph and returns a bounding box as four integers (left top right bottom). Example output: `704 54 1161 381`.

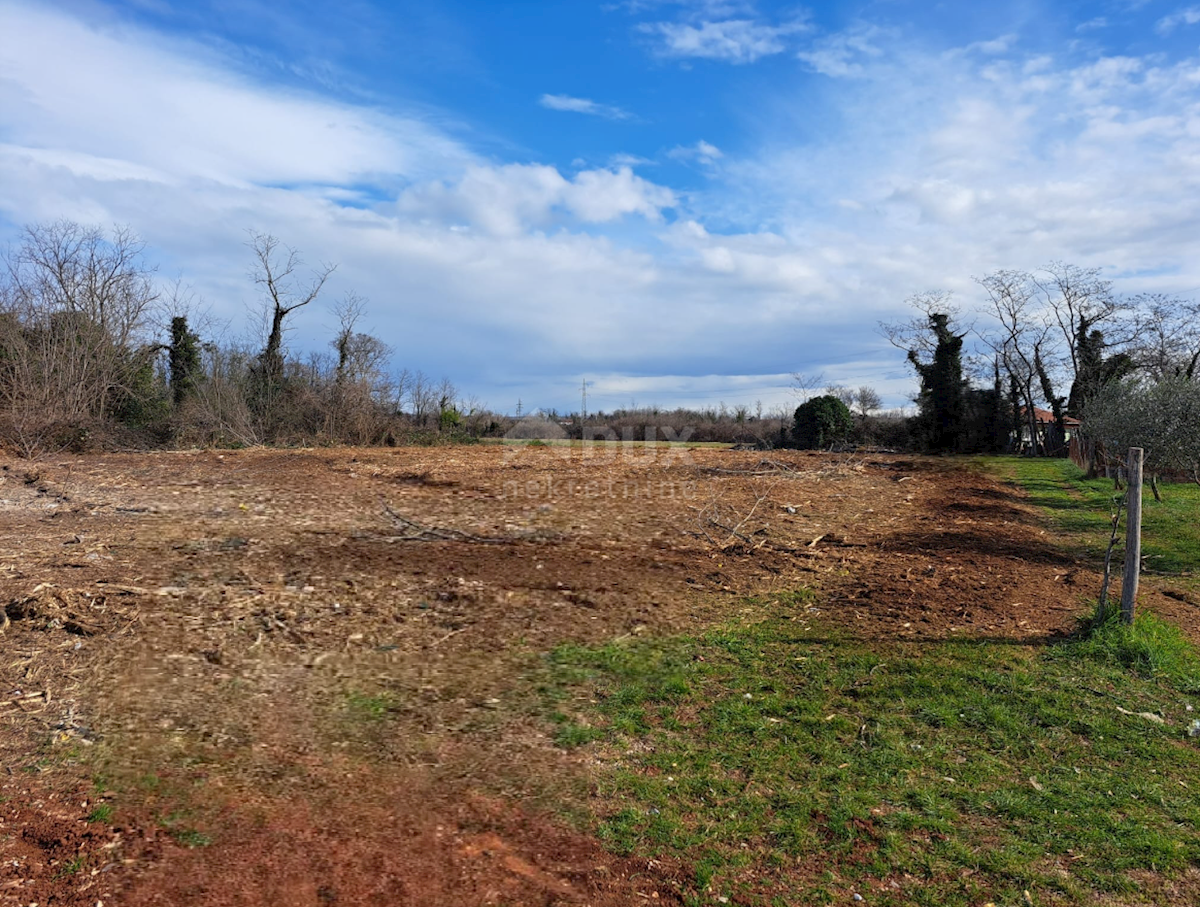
1065 604 1200 690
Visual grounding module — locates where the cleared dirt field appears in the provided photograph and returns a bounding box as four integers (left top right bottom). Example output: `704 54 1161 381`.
2 445 1196 905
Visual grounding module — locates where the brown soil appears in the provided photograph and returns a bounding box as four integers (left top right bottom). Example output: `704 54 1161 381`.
1 447 1194 905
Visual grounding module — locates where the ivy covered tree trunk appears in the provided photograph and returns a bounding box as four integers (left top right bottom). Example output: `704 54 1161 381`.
168 315 200 408
1035 349 1067 456
907 313 967 454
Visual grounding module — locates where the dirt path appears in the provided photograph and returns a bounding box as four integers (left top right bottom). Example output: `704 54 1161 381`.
1 448 1194 905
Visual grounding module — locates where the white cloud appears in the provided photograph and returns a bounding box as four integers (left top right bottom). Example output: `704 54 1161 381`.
668 139 724 165
539 93 632 120
0 2 472 187
396 164 675 236
609 152 657 168
640 17 809 63
722 34 1200 305
1157 6 1200 34
968 34 1018 55
5 1 1200 414
796 24 883 77
567 167 676 221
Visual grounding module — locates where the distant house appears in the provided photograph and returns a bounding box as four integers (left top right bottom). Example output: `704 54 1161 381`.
1017 406 1080 455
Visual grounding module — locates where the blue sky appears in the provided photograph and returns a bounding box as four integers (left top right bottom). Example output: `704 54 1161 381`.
2 0 1200 414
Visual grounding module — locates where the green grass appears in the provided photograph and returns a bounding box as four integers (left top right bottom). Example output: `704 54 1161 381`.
87 803 114 823
1066 605 1200 689
344 690 395 721
539 603 1200 906
988 456 1200 576
169 827 213 847
53 855 86 879
159 807 213 847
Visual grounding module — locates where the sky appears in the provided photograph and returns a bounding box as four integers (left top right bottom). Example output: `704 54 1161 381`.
2 0 1200 415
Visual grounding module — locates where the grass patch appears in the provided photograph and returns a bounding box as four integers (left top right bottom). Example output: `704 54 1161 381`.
159 808 213 847
989 456 1200 576
344 690 395 721
540 602 1200 906
169 827 213 848
53 855 86 879
87 803 115 823
1064 604 1200 690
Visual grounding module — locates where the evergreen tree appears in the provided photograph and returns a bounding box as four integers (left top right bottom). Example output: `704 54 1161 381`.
1067 326 1135 417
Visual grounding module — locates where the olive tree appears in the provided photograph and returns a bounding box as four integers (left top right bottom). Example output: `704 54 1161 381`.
1080 376 1200 496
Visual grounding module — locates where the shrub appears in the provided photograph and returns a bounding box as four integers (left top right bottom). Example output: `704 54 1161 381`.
792 395 854 449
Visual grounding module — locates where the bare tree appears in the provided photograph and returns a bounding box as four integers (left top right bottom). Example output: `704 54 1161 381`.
854 385 882 418
976 270 1049 454
331 293 391 389
880 290 962 356
1034 262 1133 417
0 222 161 455
1129 293 1200 382
824 384 856 407
789 372 826 403
14 221 158 349
322 292 393 443
248 232 335 386
409 371 436 427
1035 263 1120 381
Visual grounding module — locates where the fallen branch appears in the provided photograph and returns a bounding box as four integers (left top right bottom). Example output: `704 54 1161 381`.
380 500 509 544
707 519 753 545
701 458 798 477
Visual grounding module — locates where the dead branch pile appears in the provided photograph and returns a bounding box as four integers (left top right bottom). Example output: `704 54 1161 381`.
3 583 117 637
692 478 778 549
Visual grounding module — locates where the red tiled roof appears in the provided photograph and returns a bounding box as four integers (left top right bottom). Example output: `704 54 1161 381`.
1021 406 1081 427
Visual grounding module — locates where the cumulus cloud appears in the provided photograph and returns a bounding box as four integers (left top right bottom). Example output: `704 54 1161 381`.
539 93 632 120
4 0 1200 414
396 164 675 236
718 33 1200 307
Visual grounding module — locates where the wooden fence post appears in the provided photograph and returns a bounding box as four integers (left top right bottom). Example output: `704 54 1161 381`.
1121 447 1143 624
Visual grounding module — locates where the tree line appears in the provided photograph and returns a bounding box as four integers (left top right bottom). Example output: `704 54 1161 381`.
0 220 870 457
881 264 1200 477
5 222 1194 464
0 221 505 456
